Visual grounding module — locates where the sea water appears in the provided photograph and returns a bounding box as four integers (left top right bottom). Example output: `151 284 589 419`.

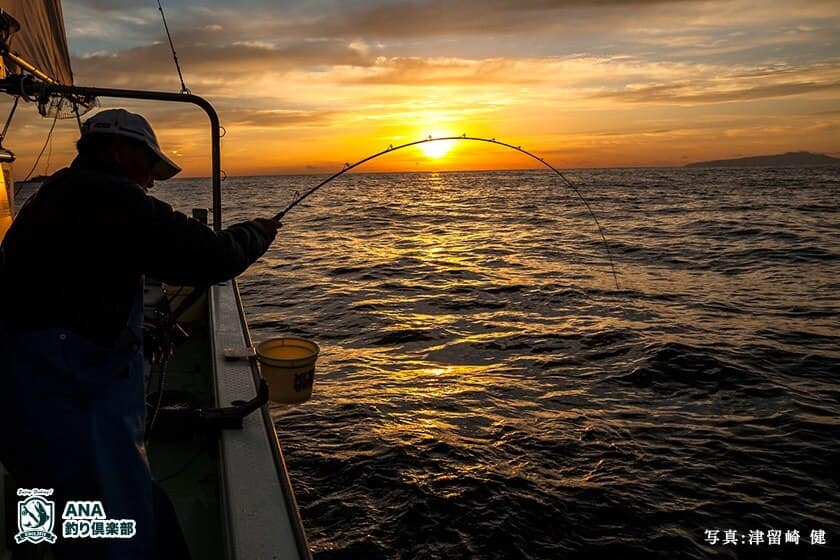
22 167 839 558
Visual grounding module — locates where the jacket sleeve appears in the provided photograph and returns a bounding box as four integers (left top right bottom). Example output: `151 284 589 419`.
133 194 276 286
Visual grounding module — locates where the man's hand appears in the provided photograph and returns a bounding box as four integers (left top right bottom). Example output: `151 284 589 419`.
143 322 173 366
253 218 282 242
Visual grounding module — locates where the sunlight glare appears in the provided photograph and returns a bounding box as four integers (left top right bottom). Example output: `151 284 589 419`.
420 131 455 159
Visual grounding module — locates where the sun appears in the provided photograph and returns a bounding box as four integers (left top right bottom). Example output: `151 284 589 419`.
419 132 455 159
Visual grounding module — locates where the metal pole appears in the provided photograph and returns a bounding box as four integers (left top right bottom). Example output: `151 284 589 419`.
0 78 223 231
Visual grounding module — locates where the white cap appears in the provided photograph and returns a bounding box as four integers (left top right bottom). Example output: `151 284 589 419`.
81 108 182 180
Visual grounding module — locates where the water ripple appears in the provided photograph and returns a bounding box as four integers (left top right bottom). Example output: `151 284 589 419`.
152 167 840 559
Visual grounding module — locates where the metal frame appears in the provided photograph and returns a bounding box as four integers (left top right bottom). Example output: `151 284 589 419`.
0 76 223 230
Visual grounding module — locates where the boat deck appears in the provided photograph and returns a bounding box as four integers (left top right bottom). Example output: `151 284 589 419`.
144 280 225 559
1 279 309 559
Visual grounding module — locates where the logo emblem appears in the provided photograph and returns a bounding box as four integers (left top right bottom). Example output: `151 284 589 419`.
15 494 58 544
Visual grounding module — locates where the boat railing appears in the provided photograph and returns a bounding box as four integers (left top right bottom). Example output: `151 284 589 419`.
0 76 224 231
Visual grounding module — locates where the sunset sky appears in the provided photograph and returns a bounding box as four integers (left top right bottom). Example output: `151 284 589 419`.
3 0 839 177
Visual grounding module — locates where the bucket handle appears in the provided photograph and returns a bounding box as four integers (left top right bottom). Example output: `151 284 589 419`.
198 379 268 430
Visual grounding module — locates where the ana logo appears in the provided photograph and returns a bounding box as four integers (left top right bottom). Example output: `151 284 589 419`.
15 489 58 544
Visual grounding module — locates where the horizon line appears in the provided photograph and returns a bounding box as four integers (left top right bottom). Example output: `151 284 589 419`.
169 164 703 181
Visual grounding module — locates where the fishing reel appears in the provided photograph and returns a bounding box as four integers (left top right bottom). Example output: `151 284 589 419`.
143 307 188 366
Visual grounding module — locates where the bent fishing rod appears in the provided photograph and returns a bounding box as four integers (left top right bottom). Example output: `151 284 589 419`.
273 135 619 287
170 135 620 323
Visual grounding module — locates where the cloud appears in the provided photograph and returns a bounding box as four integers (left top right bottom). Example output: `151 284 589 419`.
70 39 375 90
67 0 140 11
65 0 840 72
592 65 840 104
345 57 542 85
65 0 722 53
597 81 840 104
146 106 338 129
291 0 704 39
10 0 840 174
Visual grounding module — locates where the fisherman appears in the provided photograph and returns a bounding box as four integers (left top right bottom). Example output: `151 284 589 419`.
0 108 280 559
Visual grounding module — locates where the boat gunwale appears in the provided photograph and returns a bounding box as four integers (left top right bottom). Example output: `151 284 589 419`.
210 279 312 560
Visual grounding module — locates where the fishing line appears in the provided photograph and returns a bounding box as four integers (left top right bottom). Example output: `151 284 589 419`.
171 136 621 324
273 135 620 290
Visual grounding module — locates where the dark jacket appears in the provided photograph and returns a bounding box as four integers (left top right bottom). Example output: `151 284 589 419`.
0 155 275 347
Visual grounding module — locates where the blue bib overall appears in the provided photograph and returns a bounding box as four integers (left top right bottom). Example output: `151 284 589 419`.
0 289 157 558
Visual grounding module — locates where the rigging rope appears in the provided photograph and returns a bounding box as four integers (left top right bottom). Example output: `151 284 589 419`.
21 107 59 182
0 95 20 143
43 118 54 175
155 0 189 94
72 102 83 133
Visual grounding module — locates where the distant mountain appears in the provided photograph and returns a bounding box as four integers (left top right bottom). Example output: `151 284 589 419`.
686 151 840 168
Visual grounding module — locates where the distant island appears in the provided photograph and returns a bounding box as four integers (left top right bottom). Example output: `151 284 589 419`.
686 151 840 168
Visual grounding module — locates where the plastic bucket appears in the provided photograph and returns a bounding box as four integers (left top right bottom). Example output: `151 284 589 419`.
256 337 320 404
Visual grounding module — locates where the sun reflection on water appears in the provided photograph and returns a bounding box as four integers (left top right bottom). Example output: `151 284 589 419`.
152 168 840 559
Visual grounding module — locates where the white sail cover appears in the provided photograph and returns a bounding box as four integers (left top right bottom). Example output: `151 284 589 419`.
0 0 73 85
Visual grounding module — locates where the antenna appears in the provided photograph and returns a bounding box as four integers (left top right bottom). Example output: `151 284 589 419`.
156 0 189 94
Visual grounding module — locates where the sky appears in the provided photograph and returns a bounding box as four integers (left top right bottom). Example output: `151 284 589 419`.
2 0 839 176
